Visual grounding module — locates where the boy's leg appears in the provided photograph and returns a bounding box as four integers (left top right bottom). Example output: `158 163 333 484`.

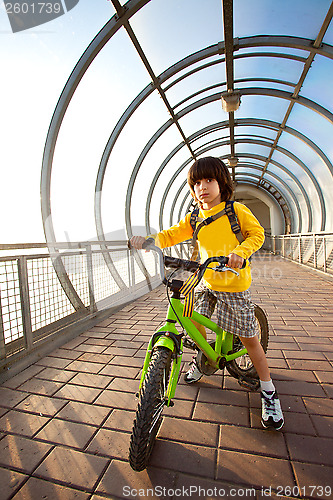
238 335 270 381
189 318 206 339
184 319 205 383
239 334 284 430
184 287 215 384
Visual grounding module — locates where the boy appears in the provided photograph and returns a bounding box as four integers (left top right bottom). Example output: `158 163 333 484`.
131 156 284 430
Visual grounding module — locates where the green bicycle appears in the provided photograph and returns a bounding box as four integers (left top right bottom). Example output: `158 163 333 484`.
129 241 269 472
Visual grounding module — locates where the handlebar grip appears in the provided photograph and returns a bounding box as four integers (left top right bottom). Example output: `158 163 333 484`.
142 237 155 249
215 256 247 269
164 256 200 273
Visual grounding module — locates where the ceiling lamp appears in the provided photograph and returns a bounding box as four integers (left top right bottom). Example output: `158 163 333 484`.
227 156 238 167
221 91 241 112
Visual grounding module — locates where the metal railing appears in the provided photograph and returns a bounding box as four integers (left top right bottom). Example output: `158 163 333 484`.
0 241 163 372
264 232 333 275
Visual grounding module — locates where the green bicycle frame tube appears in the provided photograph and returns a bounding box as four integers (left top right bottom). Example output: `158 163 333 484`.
138 295 248 403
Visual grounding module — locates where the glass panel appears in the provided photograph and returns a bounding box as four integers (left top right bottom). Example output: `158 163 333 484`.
235 94 290 122
131 125 188 231
235 80 295 93
50 27 153 242
267 164 309 232
191 129 231 152
323 19 333 45
99 90 171 238
166 62 226 110
235 125 278 140
166 177 191 228
234 0 331 40
272 149 323 231
237 46 309 58
178 100 225 137
1 4 112 242
130 0 222 75
287 103 333 167
234 56 303 87
278 130 333 180
299 55 333 113
235 142 272 160
162 54 223 88
278 131 333 230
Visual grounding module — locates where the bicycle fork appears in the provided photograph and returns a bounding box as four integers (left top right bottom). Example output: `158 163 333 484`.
138 323 183 407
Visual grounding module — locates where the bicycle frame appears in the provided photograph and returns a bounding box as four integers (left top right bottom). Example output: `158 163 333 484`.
138 294 248 406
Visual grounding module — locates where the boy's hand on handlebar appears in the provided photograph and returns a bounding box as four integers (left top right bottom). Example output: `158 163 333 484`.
227 253 245 269
130 236 147 250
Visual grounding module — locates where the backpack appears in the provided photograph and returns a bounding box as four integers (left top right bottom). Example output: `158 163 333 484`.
189 200 244 260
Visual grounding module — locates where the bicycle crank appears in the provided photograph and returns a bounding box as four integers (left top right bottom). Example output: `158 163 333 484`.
196 341 219 376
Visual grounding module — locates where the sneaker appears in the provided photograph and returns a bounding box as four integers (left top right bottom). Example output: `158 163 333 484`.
261 390 284 430
184 357 203 384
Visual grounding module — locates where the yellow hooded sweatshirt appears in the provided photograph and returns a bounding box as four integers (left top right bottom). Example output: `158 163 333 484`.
152 201 265 292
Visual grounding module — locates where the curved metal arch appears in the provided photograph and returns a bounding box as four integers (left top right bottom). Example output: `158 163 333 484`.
97 38 333 245
40 0 152 300
176 167 298 236
237 35 333 60
176 163 300 234
235 171 298 232
164 34 333 96
41 32 333 251
231 136 326 230
181 173 296 236
173 76 296 112
233 118 333 176
145 88 333 234
175 89 333 126
234 162 293 230
144 124 314 238
232 153 309 233
159 144 306 235
235 179 294 233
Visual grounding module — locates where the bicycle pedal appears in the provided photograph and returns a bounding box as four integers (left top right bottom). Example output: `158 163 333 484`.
237 376 260 391
183 338 198 351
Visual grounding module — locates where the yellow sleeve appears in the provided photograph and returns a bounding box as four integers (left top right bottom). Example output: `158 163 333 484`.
231 203 265 260
149 213 193 249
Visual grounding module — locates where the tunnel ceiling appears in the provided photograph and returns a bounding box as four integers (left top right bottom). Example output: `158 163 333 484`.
41 0 333 248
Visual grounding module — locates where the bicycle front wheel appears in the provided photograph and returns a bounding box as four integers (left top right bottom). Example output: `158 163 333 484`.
226 305 269 380
129 346 172 471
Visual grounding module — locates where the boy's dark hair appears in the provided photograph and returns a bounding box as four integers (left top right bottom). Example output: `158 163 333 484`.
187 156 233 204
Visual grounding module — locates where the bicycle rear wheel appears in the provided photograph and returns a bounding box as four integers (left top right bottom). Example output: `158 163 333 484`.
129 346 172 471
226 305 269 380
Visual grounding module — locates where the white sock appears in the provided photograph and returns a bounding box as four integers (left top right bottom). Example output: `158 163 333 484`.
260 379 275 394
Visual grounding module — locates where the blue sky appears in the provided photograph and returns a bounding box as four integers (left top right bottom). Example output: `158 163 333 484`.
1 0 333 244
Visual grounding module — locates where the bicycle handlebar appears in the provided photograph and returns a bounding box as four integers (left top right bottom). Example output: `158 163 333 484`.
163 255 200 273
129 237 247 285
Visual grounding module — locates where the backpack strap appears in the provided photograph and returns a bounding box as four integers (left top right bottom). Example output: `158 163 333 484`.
189 201 244 259
224 201 245 244
189 207 200 232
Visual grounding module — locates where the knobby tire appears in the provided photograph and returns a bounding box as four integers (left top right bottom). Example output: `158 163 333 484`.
129 346 172 471
226 304 269 379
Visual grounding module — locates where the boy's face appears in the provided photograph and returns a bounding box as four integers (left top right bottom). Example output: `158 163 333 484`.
194 178 221 209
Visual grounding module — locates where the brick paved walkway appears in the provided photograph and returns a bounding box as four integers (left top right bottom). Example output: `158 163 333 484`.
0 253 332 499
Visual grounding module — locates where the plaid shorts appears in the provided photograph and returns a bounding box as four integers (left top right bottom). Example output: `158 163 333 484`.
193 284 259 338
